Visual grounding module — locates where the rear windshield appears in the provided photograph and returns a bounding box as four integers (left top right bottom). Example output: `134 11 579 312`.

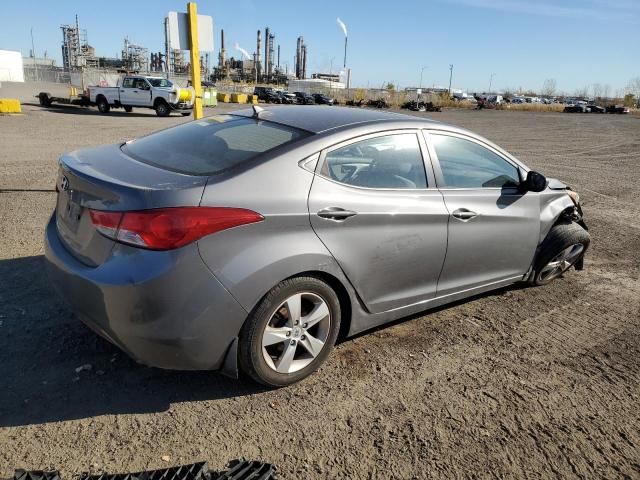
122 115 310 175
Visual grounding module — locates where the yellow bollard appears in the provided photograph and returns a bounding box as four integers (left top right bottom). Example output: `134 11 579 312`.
187 2 203 119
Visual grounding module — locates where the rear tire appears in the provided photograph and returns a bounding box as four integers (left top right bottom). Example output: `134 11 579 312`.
181 112 191 117
38 93 52 107
530 222 590 286
96 96 110 114
155 101 170 117
238 276 341 387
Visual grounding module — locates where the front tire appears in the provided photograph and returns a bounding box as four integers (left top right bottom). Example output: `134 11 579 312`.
124 106 133 113
531 222 590 286
239 276 341 387
155 101 170 117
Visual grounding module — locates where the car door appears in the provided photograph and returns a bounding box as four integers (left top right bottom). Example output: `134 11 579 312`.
120 77 150 106
424 130 540 296
308 131 449 314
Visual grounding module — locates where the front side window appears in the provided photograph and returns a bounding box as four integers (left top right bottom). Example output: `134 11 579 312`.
148 78 173 88
134 78 149 90
431 134 520 188
122 115 310 175
322 133 427 189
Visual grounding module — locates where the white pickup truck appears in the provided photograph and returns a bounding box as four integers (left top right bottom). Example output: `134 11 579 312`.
87 75 194 117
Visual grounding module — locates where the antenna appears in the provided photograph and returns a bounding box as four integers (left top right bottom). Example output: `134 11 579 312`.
252 104 264 118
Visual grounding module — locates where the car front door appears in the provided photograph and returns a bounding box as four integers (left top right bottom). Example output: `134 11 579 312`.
425 131 540 296
120 77 150 106
308 131 449 314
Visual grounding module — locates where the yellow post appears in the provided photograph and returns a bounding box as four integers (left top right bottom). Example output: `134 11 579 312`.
187 2 203 119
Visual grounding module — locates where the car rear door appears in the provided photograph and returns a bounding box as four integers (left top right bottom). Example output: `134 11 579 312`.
308 130 449 314
424 130 540 297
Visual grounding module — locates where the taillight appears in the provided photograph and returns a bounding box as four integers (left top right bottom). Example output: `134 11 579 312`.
89 207 263 250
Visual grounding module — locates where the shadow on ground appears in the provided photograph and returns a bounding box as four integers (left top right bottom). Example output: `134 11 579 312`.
22 102 182 118
0 255 264 428
0 255 530 428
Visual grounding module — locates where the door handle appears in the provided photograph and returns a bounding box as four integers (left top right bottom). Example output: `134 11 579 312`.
317 207 358 221
452 208 478 220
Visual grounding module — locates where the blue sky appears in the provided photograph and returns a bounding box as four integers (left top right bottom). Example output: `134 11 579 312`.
1 0 638 93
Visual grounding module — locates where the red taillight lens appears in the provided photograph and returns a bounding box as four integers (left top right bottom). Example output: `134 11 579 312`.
89 207 263 250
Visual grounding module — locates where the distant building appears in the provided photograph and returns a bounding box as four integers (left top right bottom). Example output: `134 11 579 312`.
288 78 344 92
312 73 340 82
0 50 24 82
22 56 56 68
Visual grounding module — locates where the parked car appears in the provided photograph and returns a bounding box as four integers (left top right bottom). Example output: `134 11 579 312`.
45 106 589 387
280 91 297 104
294 91 315 104
312 93 335 105
253 86 275 101
264 90 284 104
606 105 630 114
87 76 194 117
587 104 606 113
564 104 590 113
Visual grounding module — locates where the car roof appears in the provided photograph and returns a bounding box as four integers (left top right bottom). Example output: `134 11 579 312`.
232 105 440 134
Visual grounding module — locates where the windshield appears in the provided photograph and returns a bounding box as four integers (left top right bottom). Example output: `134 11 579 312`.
148 78 173 88
122 115 310 175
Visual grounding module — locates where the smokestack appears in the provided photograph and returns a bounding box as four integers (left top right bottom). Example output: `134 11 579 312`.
256 30 262 79
343 36 347 68
277 44 280 71
295 37 302 79
219 29 225 68
264 27 270 78
301 44 307 79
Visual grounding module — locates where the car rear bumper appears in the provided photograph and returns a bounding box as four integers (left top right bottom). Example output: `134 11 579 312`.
44 213 248 370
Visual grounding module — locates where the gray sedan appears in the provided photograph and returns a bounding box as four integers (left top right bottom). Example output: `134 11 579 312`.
45 106 590 386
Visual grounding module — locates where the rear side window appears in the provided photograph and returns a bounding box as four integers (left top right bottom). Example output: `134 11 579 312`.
122 115 310 175
431 134 520 188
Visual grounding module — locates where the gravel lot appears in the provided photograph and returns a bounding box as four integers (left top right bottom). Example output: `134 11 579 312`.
1 96 639 479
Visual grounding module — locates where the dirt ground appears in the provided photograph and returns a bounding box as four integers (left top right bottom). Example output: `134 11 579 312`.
1 97 639 479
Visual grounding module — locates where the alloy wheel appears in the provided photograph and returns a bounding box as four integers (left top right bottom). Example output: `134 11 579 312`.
261 292 331 374
538 243 584 283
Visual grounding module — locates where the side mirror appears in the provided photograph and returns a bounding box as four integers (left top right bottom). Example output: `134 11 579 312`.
524 170 548 192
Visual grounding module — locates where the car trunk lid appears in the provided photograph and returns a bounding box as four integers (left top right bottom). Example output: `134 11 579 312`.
55 143 208 267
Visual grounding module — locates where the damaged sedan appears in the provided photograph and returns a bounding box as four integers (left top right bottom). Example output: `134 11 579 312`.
44 106 590 386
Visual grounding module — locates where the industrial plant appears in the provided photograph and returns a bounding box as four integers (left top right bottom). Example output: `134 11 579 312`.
23 14 334 89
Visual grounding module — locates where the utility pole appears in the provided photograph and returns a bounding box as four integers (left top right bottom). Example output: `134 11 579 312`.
489 73 496 94
30 27 38 81
448 64 453 95
418 65 428 102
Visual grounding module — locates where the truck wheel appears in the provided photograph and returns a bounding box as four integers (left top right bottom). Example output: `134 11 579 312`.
97 97 110 114
155 101 170 117
530 222 590 286
181 112 191 117
38 93 52 107
124 106 133 113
